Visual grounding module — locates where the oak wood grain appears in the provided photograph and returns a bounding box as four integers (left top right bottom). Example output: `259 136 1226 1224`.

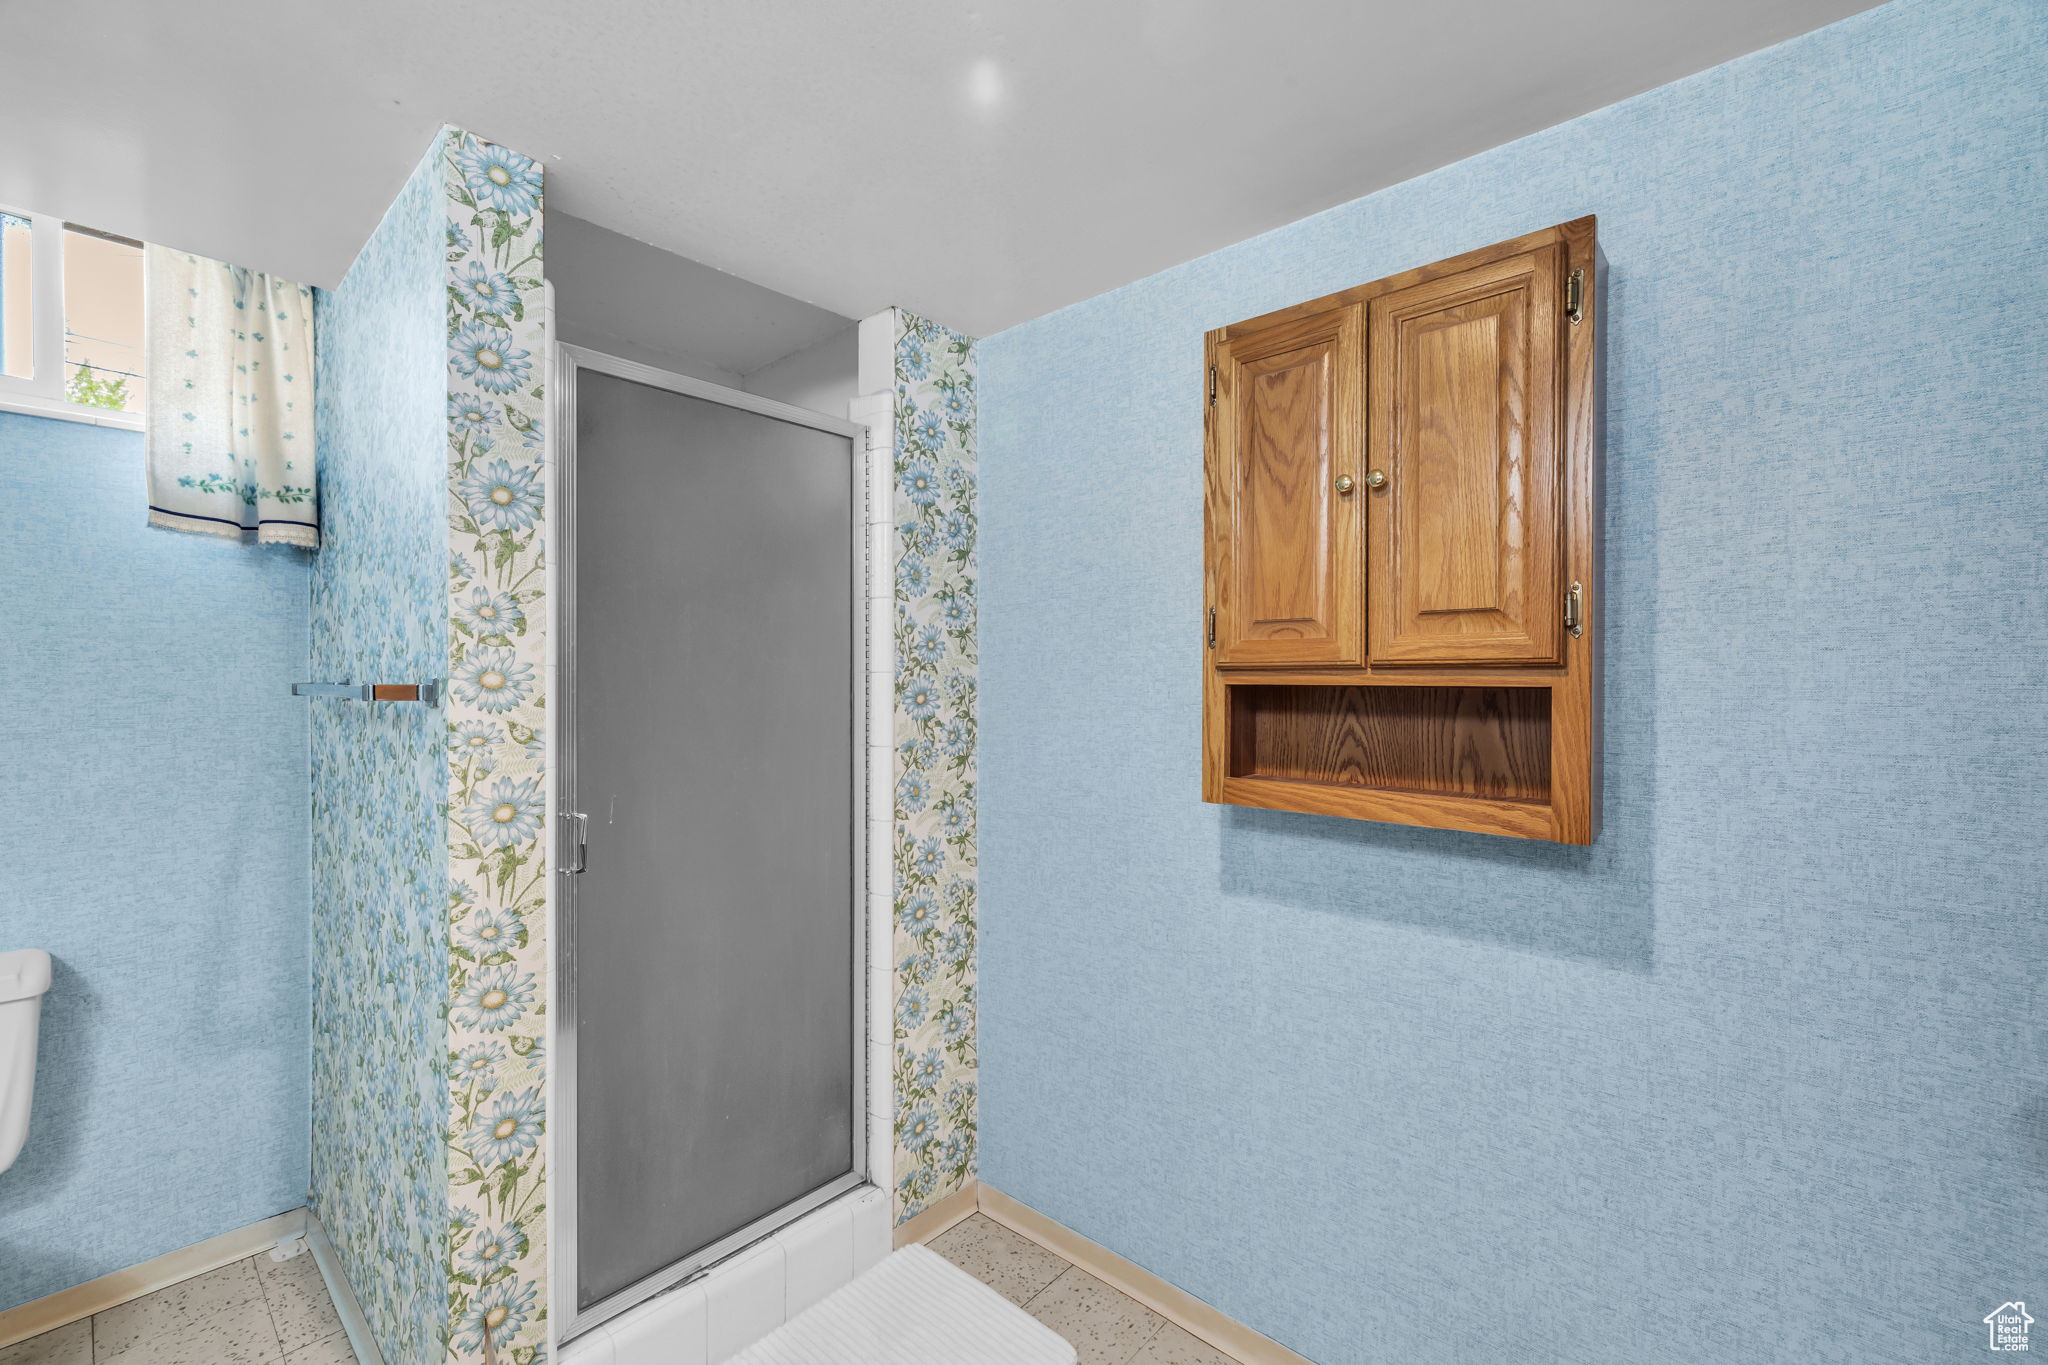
1208 304 1364 668
1214 219 1582 341
1369 245 1562 665
1549 216 1603 845
1217 775 1557 840
1200 217 1600 843
1228 684 1551 802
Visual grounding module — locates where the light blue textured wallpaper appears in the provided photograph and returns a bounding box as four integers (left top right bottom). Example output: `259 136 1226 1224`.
0 412 310 1312
976 1 2047 1360
308 140 450 1365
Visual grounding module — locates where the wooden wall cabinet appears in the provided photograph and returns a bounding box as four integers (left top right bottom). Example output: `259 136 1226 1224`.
1202 218 1601 843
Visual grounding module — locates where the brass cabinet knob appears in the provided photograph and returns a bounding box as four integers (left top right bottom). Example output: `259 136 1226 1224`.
1363 469 1388 489
1334 474 1355 494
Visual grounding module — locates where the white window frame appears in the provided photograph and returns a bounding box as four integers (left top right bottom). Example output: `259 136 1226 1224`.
0 204 144 431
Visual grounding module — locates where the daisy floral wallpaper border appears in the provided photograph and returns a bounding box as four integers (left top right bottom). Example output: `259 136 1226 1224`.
890 310 979 1224
441 128 550 1365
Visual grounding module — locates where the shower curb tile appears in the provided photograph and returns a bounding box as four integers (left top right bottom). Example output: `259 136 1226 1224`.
1023 1266 1165 1365
927 1214 1068 1307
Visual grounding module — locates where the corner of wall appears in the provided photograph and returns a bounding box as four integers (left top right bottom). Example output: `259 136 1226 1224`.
439 126 550 1365
308 127 454 1365
856 309 899 399
885 309 979 1225
309 122 551 1365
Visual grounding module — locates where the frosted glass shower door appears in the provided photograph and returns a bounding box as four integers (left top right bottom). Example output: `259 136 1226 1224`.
559 353 864 1333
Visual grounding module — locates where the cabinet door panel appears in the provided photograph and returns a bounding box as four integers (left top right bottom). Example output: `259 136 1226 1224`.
1368 246 1563 665
1211 305 1363 667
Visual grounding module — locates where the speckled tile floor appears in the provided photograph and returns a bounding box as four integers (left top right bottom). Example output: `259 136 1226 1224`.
927 1215 1244 1365
10 1219 1229 1365
0 1251 355 1365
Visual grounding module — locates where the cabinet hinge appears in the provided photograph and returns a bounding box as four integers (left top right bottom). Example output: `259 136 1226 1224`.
1207 606 1217 649
1207 364 1217 408
1565 581 1584 638
1565 268 1585 327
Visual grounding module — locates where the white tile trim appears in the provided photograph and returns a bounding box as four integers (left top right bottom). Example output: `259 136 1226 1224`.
856 377 897 1206
776 1194 855 1320
540 276 568 1365
560 1189 889 1365
703 1239 785 1362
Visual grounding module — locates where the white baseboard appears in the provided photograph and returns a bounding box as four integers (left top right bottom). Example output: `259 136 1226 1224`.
0 1208 308 1348
305 1209 386 1365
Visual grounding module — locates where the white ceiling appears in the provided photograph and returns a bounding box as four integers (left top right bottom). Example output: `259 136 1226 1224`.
0 0 1878 338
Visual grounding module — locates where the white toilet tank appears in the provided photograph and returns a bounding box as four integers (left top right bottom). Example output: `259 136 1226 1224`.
0 949 52 1175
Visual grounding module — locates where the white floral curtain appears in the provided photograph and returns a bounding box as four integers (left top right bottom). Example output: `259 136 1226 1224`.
145 246 319 547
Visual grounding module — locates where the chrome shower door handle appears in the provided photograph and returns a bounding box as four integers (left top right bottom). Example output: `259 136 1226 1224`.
560 811 589 874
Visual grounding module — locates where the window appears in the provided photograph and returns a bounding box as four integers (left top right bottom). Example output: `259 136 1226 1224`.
0 206 146 420
0 214 33 381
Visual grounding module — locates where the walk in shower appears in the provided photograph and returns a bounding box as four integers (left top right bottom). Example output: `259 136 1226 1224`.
554 347 868 1337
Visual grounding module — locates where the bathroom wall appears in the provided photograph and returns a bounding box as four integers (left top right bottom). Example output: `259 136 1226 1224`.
743 323 858 417
308 137 450 1365
310 125 550 1365
888 311 978 1223
548 211 851 404
438 127 550 1365
0 411 309 1312
976 0 2047 1360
